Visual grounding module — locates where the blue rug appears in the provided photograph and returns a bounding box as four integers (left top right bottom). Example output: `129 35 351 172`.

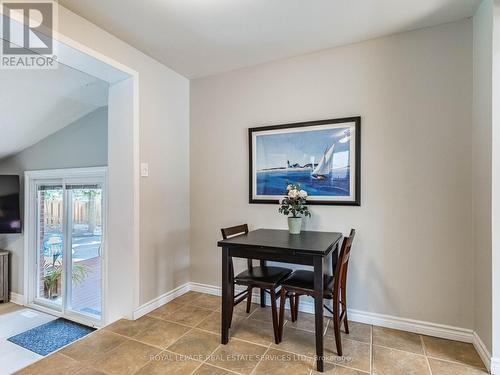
7 318 96 355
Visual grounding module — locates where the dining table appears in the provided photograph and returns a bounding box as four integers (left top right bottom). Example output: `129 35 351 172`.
217 228 343 372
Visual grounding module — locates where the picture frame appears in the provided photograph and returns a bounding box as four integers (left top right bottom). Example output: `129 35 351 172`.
249 117 361 206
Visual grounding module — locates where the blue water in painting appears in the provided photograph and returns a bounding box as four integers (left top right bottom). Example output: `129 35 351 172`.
257 170 350 196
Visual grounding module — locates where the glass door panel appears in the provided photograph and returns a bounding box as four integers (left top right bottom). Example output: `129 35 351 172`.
36 184 64 308
67 185 103 319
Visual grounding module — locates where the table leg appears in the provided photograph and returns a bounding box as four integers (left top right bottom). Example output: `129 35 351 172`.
313 256 324 372
221 247 231 344
260 260 266 307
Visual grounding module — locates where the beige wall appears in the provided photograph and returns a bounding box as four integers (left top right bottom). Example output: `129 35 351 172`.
190 20 474 328
57 6 190 306
0 107 108 294
473 0 493 354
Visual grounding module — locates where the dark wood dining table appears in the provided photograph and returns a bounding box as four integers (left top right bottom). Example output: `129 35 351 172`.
217 228 343 372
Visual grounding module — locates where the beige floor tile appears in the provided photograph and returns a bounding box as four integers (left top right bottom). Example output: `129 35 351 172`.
273 326 370 373
372 345 430 375
193 364 235 374
422 336 485 369
249 305 291 324
167 328 220 360
272 326 317 357
192 294 221 310
428 358 490 374
254 348 314 375
15 353 81 375
132 318 191 348
135 351 202 374
325 337 371 373
92 339 161 375
231 317 276 346
196 311 244 334
372 326 423 354
148 301 184 320
164 305 214 327
312 361 370 374
104 316 157 338
326 321 371 344
60 330 127 363
287 312 329 333
207 338 268 374
173 291 204 305
233 301 259 317
74 367 107 375
26 293 493 375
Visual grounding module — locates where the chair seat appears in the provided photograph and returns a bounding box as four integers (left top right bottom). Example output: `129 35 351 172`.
234 266 292 285
281 270 334 297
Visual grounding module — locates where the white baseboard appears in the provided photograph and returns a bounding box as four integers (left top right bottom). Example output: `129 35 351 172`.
491 357 500 374
9 292 24 305
472 332 492 372
347 309 473 343
133 283 190 319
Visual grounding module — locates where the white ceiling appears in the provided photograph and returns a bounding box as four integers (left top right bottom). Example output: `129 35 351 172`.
0 64 108 160
60 0 480 78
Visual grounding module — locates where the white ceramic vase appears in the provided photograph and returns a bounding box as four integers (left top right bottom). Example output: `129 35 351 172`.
288 217 302 234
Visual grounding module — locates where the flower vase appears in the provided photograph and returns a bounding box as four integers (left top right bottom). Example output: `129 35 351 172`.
288 217 302 234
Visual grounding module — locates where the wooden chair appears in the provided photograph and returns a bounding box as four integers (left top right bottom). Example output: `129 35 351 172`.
221 224 292 344
277 229 356 355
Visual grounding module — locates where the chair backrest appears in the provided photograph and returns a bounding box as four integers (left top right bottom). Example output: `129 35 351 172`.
221 224 248 240
221 224 253 270
333 229 356 302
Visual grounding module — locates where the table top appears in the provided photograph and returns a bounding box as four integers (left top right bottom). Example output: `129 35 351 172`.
217 229 342 255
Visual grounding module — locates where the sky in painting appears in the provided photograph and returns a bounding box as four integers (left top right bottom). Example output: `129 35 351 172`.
256 125 351 170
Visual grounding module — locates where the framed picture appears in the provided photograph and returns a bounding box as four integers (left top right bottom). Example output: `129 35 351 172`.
249 117 361 205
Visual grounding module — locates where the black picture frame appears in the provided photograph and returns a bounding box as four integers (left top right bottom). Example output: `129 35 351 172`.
249 117 361 206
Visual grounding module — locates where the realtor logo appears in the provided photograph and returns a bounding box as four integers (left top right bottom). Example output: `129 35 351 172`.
1 0 58 69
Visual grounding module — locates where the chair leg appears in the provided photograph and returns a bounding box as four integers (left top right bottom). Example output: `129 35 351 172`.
288 294 296 322
270 288 280 344
278 288 287 341
343 307 349 334
294 294 300 321
341 287 349 334
260 288 266 307
333 303 343 356
246 287 253 313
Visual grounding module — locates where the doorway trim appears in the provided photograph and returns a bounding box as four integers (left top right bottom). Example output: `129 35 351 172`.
2 6 141 322
24 167 108 328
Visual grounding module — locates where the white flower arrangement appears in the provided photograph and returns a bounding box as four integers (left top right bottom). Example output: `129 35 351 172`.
278 184 312 218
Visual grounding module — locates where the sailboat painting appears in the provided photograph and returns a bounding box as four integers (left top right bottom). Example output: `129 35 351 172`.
249 117 360 205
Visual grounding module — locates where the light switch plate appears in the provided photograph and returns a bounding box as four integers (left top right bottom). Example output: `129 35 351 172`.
140 162 149 177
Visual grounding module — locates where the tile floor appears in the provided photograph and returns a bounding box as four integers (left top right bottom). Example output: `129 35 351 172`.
14 291 490 375
0 303 57 375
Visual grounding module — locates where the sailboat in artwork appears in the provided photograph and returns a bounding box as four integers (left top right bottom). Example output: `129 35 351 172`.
312 144 335 179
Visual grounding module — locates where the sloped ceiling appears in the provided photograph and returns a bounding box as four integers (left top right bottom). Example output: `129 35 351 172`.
60 0 480 78
0 63 108 160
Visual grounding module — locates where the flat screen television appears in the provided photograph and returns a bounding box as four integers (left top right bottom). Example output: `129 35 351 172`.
0 175 21 233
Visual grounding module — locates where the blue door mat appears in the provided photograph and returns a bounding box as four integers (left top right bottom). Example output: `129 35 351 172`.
7 318 96 356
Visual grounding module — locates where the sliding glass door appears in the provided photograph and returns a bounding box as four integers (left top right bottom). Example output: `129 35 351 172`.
66 184 103 319
29 169 106 325
36 183 64 308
